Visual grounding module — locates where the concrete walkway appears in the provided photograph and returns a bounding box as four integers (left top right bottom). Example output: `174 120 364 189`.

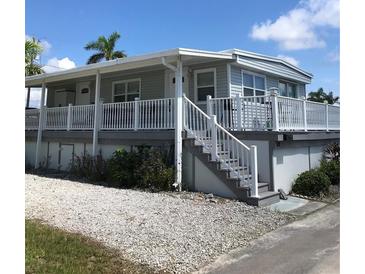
196 202 339 274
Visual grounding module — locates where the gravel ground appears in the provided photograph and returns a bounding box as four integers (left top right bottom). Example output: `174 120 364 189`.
25 174 295 273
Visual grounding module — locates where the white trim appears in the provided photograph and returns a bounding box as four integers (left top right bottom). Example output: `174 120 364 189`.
194 68 217 103
227 63 232 97
112 78 141 102
241 69 267 96
221 48 312 78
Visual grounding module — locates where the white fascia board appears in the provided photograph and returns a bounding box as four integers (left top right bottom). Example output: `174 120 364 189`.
235 59 312 84
178 48 233 59
25 48 233 86
222 48 313 78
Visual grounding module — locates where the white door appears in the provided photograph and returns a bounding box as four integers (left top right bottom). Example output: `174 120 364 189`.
76 82 91 105
165 69 189 98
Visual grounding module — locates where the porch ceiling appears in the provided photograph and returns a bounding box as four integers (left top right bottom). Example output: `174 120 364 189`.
25 48 233 87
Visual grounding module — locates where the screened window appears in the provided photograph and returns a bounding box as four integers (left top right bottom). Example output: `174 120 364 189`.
279 81 297 98
195 69 216 102
113 79 141 102
242 71 266 96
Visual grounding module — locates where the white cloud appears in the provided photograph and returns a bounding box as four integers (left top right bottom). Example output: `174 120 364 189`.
250 0 339 50
277 55 300 66
42 57 76 73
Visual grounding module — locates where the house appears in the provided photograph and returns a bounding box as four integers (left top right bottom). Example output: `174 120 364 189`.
25 48 340 206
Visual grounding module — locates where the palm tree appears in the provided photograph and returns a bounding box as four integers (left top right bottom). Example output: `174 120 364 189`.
84 32 127 64
307 88 339 104
25 37 44 108
25 37 44 76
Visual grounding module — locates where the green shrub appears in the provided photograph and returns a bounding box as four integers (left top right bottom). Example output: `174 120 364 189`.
107 146 174 191
319 160 340 185
107 148 139 188
70 154 107 181
292 169 331 197
134 148 174 191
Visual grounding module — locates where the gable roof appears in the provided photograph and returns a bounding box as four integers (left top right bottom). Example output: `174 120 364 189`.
221 48 312 78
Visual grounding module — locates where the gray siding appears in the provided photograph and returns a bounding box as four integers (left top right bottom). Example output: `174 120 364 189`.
230 65 242 96
187 61 229 101
100 69 165 103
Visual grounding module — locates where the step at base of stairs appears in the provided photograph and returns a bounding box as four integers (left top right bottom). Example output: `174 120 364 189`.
247 191 280 207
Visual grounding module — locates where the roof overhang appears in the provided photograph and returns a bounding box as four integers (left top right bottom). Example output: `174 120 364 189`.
25 48 233 86
221 48 313 79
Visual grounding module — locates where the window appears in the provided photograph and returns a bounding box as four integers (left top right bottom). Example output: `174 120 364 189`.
112 79 141 102
242 71 266 96
279 81 297 98
195 68 216 102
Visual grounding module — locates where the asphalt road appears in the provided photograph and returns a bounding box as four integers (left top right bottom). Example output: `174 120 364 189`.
196 202 340 274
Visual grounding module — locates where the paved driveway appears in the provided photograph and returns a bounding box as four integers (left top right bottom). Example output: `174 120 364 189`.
196 202 340 274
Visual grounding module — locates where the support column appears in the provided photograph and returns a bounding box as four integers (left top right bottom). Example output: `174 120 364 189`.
175 57 183 191
270 88 280 131
92 70 101 156
34 82 46 168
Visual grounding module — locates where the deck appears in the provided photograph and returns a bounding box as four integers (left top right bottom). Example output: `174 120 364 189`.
25 95 340 133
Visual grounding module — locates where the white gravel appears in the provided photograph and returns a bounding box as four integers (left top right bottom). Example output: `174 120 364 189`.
25 174 294 273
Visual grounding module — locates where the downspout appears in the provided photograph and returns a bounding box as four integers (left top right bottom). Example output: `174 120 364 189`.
161 56 183 192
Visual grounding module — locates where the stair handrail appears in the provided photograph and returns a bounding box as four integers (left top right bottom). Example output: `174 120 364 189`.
183 95 259 197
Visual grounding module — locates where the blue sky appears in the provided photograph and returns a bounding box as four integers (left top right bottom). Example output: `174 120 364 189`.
26 0 339 97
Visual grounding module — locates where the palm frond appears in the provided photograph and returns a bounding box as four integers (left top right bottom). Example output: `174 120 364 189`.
86 53 105 64
112 50 127 59
108 32 121 51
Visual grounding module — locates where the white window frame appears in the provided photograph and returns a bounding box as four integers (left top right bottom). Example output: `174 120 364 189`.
241 70 267 96
194 68 217 103
112 78 141 102
278 79 298 98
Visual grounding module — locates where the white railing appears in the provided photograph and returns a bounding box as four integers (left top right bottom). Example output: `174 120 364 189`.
277 96 305 130
209 95 273 131
101 98 175 130
70 105 95 130
45 106 68 130
25 109 40 130
208 94 340 131
184 95 258 196
101 101 135 130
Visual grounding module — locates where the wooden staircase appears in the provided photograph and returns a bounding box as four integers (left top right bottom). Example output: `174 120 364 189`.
183 96 280 206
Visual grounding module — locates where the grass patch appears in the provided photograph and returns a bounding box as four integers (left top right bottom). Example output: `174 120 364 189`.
25 219 159 274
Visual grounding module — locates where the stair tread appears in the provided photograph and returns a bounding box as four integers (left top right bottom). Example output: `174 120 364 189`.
258 191 279 199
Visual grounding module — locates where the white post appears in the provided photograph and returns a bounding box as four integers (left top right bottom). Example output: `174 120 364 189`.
92 70 101 156
325 103 329 131
206 95 212 116
250 145 259 198
236 93 243 131
270 89 280 131
67 103 72 131
134 97 140 131
175 57 183 192
210 115 218 161
302 100 307 131
35 82 46 168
